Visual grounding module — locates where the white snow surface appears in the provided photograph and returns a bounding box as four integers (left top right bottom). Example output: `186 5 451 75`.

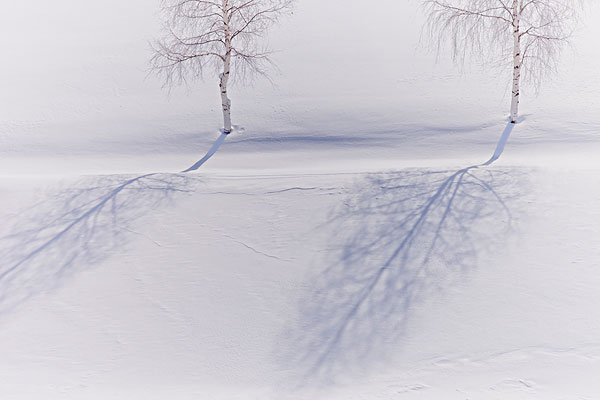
1 0 600 398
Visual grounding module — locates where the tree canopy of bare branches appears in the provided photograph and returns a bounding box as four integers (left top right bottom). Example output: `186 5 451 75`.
151 0 294 134
424 0 581 122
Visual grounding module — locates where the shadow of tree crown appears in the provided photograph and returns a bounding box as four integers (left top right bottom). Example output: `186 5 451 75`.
288 166 527 383
0 173 196 316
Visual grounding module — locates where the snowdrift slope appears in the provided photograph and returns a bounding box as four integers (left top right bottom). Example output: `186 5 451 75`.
2 159 600 399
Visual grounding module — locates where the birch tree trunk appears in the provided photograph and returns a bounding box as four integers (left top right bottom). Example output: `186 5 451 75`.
220 55 232 134
220 1 233 134
510 0 521 123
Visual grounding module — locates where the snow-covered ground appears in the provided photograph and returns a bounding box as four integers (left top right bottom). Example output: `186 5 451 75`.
1 0 600 398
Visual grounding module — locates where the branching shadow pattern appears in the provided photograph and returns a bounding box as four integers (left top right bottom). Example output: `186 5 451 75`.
289 166 526 382
0 174 194 315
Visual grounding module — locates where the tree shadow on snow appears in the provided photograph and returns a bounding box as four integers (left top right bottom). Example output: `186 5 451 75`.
287 162 526 384
0 173 194 316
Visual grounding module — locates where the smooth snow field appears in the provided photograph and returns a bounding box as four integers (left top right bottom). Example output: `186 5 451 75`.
2 1 600 399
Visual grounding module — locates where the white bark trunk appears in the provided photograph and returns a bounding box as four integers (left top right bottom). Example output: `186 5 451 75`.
220 57 232 134
220 0 232 134
510 0 521 123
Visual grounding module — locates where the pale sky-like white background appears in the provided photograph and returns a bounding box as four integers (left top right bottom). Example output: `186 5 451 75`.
1 0 598 162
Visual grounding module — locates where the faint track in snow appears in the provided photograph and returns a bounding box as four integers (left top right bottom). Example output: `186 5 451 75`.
196 223 292 263
118 225 165 248
264 187 337 195
223 234 291 262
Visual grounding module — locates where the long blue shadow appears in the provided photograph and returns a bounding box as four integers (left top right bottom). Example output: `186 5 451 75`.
0 174 193 315
482 122 515 166
182 132 229 172
286 122 521 383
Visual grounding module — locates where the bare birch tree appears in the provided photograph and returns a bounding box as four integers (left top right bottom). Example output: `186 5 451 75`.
151 0 294 134
424 0 581 123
